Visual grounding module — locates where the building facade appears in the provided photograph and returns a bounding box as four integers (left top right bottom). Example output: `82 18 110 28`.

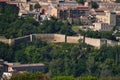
92 22 111 31
8 63 45 73
0 59 8 78
96 11 116 26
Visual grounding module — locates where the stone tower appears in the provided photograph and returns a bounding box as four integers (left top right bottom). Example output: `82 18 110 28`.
105 11 116 26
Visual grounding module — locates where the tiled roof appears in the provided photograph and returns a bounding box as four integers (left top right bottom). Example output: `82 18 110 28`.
76 6 89 10
0 0 7 2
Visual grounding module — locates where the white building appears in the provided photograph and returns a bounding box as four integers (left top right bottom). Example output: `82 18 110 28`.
92 22 111 31
96 11 116 26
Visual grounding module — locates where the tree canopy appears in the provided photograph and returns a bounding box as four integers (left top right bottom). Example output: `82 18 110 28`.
1 40 120 78
76 0 85 4
34 2 41 10
116 0 120 3
0 2 75 38
91 1 99 9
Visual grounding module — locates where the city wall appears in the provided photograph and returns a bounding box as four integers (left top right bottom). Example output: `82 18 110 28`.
32 34 66 43
0 34 118 48
85 37 101 48
67 36 83 43
13 35 31 44
107 40 118 46
0 38 10 44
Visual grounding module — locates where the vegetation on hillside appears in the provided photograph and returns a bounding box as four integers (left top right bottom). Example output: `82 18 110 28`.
0 2 75 39
0 2 120 80
76 0 85 4
79 30 116 40
116 0 120 3
8 72 50 80
8 72 120 80
91 1 99 9
0 40 120 78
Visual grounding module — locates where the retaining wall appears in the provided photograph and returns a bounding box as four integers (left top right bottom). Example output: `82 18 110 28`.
85 37 101 48
0 38 10 44
107 40 118 46
13 35 31 44
0 34 118 48
67 36 81 43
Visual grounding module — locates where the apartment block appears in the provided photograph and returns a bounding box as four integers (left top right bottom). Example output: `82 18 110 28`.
96 11 116 26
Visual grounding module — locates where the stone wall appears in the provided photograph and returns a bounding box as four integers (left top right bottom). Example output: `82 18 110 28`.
32 34 66 43
0 38 10 44
32 34 55 42
67 36 83 43
85 37 101 48
107 40 118 46
0 34 118 48
13 35 31 44
53 34 66 43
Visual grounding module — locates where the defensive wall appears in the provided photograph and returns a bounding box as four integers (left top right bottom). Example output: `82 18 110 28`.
0 38 11 44
13 35 31 44
85 37 101 48
0 34 119 48
67 36 83 43
32 34 66 43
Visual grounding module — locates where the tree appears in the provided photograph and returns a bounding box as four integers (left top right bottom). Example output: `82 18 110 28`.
91 1 99 9
76 0 85 4
52 76 75 80
9 72 50 80
34 3 41 11
116 0 120 3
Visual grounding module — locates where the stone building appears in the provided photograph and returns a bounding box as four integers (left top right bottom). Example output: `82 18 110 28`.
8 63 45 73
92 22 111 31
99 3 120 13
96 11 116 26
0 59 8 78
86 0 116 2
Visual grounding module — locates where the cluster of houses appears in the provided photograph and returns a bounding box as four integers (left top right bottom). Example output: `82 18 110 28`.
0 0 120 79
0 0 120 32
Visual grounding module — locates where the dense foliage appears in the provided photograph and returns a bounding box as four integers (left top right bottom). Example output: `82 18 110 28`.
9 72 50 80
8 73 120 80
91 1 99 9
9 73 98 80
116 0 120 3
79 30 116 40
76 0 85 4
1 2 120 80
0 2 75 38
0 41 120 78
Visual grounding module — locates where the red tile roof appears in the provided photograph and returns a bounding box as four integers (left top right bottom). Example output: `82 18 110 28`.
0 0 7 2
76 6 89 10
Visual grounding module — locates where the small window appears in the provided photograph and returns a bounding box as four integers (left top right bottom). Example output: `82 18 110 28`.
11 0 16 1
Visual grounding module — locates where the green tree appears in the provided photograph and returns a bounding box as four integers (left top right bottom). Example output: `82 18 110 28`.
9 72 50 80
91 1 99 9
76 0 85 4
34 2 41 11
116 0 120 3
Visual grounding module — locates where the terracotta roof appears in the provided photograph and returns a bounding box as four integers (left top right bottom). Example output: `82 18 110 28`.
0 0 7 2
95 9 104 12
76 6 89 10
116 13 120 16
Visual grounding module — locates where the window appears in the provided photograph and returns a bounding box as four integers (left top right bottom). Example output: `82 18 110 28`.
11 0 16 1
